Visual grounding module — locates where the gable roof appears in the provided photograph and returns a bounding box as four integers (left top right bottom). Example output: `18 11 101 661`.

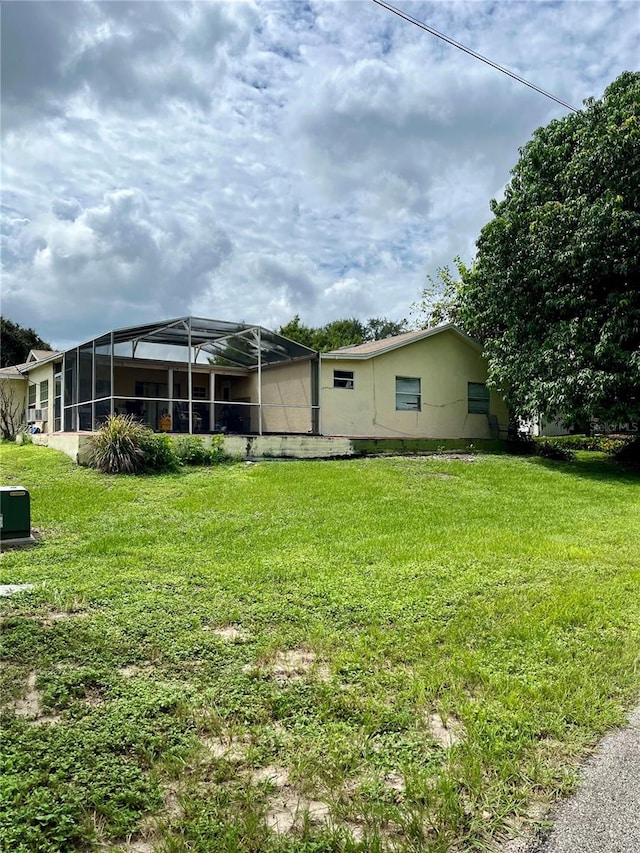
321 323 482 360
27 349 58 363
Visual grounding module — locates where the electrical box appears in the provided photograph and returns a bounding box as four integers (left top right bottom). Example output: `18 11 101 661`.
0 486 32 542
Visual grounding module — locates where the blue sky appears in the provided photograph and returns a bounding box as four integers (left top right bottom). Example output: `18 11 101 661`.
1 0 638 349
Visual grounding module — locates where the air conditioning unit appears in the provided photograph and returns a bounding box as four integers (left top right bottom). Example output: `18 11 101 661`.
34 409 44 421
28 408 36 421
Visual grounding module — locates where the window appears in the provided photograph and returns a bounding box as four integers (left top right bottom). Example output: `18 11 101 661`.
468 382 490 414
28 385 37 407
40 380 49 406
193 385 207 399
395 377 421 411
333 369 354 389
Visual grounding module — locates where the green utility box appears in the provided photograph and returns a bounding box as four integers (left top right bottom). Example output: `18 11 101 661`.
0 486 32 542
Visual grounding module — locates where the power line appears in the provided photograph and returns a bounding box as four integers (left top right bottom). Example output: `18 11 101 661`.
370 0 579 113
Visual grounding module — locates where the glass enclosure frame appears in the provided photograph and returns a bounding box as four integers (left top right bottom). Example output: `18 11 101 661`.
59 316 320 435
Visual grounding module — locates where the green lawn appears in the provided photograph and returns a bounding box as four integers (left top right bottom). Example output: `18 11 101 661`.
1 444 639 853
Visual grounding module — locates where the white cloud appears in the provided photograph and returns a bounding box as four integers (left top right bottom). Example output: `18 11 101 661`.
1 0 637 348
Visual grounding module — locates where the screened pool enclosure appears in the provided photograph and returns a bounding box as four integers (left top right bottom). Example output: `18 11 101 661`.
58 317 319 435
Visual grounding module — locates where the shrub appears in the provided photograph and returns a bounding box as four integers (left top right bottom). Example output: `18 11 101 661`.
535 439 575 461
611 436 640 470
507 435 537 455
89 415 147 474
536 434 630 452
209 434 226 464
139 432 180 473
173 435 210 466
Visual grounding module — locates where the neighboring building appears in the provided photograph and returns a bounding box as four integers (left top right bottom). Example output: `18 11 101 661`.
0 349 62 436
320 324 509 440
1 318 509 441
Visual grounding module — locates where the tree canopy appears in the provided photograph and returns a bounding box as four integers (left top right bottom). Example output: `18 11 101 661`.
0 317 52 368
278 316 407 352
423 72 640 426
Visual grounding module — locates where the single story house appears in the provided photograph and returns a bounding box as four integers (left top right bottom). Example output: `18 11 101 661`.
1 317 508 442
319 324 509 440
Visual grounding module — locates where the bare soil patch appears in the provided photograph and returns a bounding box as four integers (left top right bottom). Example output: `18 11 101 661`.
117 663 156 678
427 711 466 747
12 671 60 725
205 624 248 641
271 648 329 684
201 735 248 762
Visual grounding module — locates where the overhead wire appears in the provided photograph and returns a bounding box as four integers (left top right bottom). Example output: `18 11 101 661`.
369 0 579 113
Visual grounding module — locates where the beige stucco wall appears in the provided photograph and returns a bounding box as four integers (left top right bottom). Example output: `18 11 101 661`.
0 376 28 433
248 359 314 434
26 362 57 433
320 330 509 439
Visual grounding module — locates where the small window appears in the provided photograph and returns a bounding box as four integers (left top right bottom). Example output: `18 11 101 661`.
396 377 421 411
28 385 36 407
468 382 490 414
333 370 354 389
40 380 49 406
193 386 207 399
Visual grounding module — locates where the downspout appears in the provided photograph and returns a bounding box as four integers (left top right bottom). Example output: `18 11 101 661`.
110 331 114 417
91 339 96 430
317 352 322 436
257 328 263 436
187 319 193 434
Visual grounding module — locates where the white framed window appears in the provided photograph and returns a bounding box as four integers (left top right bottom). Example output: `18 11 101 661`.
40 380 49 406
28 385 37 407
468 382 490 414
333 369 354 389
396 377 421 411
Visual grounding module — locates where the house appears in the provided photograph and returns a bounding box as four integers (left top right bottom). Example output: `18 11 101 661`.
320 324 509 440
0 317 318 437
1 317 509 444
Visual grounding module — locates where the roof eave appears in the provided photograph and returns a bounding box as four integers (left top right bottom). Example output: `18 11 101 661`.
323 324 482 359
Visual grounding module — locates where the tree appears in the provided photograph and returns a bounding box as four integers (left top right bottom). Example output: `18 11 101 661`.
0 318 52 368
0 383 24 440
431 72 640 425
278 315 407 352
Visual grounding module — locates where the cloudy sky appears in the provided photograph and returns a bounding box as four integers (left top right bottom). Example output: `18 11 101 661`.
1 0 637 350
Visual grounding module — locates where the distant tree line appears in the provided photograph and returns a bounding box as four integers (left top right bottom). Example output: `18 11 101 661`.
0 317 52 368
278 315 407 352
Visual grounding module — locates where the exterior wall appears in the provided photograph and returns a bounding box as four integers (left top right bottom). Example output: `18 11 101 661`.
26 362 57 433
247 360 314 434
321 329 509 439
0 376 28 434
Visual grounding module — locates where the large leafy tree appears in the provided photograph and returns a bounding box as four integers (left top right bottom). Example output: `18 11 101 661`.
0 317 52 368
447 72 640 425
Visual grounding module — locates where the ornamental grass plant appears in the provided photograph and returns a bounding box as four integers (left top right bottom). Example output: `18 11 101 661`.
89 414 148 474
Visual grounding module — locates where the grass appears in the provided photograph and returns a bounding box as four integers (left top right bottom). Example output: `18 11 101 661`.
1 444 639 852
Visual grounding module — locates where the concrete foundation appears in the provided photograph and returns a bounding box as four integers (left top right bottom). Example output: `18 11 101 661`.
26 432 505 464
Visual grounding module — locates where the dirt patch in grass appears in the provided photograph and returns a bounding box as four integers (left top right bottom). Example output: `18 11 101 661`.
201 735 248 762
431 453 478 462
426 711 466 748
117 663 156 678
243 647 330 683
12 671 60 725
205 624 248 641
16 609 89 627
271 648 330 684
384 771 406 793
251 764 291 787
